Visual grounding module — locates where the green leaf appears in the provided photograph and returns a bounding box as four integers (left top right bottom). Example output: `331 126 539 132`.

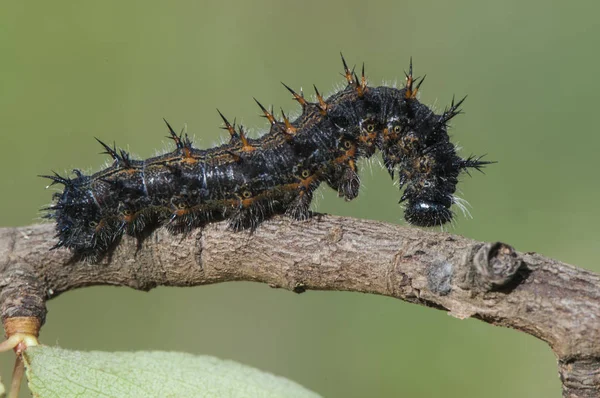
24 346 321 398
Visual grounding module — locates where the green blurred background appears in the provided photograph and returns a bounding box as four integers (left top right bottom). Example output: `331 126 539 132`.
1 1 598 397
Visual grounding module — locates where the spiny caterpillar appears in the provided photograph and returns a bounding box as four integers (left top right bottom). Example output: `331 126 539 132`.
42 55 492 260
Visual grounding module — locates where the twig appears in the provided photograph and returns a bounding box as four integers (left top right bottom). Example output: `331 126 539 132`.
0 215 598 397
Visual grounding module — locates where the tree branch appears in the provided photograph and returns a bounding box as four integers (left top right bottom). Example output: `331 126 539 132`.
0 215 599 397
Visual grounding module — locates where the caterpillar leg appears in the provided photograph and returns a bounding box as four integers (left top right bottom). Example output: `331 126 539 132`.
227 187 274 231
229 204 268 231
325 135 360 200
285 188 314 221
326 166 360 201
285 173 321 221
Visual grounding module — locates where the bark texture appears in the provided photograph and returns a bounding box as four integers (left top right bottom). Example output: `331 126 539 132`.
0 215 598 397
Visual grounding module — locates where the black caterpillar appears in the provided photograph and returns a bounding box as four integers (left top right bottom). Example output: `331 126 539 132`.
42 55 491 260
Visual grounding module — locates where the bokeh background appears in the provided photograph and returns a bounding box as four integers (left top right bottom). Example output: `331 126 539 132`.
1 1 599 397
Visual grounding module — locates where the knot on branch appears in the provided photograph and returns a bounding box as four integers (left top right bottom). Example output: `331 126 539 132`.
427 261 453 296
458 242 523 292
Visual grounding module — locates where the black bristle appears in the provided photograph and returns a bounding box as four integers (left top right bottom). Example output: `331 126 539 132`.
39 172 70 187
95 138 121 161
164 118 182 149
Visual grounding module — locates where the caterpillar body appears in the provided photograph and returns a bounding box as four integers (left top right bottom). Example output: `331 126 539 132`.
42 55 491 261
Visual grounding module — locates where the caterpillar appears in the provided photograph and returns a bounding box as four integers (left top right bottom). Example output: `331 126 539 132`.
42 55 492 261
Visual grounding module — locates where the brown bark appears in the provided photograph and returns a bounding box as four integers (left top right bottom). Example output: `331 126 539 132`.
0 215 599 397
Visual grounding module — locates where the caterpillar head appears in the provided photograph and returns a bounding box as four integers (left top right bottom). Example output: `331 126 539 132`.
404 200 453 227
